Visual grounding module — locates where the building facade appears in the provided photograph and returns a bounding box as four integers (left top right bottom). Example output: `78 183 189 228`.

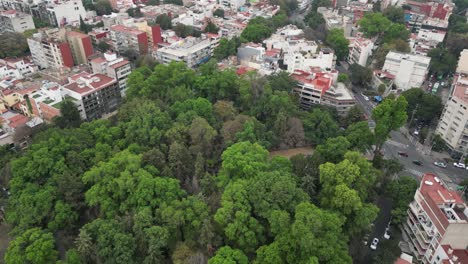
0 10 34 33
62 72 121 120
155 35 220 68
348 37 374 67
109 25 148 56
89 52 131 96
381 51 431 91
65 31 94 66
402 173 468 263
436 74 468 154
27 32 74 69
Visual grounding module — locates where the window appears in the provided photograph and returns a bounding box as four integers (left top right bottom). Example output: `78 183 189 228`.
436 256 440 261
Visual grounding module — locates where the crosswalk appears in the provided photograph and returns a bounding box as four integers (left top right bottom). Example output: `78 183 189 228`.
386 139 409 149
404 168 424 178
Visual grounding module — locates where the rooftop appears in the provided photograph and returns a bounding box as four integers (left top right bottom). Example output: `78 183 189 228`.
452 75 468 104
110 25 145 35
64 72 116 96
291 69 333 93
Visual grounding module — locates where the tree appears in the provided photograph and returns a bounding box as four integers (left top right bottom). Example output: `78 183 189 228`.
346 121 374 152
311 0 331 12
372 96 408 153
79 16 92 33
386 176 418 225
96 41 111 52
349 63 372 86
204 21 219 34
5 228 58 264
53 99 82 128
446 32 468 57
156 14 172 30
213 37 241 60
382 23 409 43
374 39 410 68
338 73 349 83
241 19 272 43
127 7 143 18
401 88 443 125
209 246 248 264
0 32 29 58
319 152 379 235
316 136 351 163
342 105 364 127
383 6 405 24
305 11 325 28
427 47 457 75
358 12 391 38
301 108 339 145
213 8 225 18
326 28 350 61
94 0 113 15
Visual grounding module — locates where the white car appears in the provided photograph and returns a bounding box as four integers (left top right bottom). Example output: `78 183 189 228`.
453 162 466 169
363 95 370 101
370 238 379 250
434 162 447 168
384 228 390 239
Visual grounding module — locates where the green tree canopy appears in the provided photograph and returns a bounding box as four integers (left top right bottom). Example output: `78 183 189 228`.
326 28 350 61
358 12 392 38
5 228 58 264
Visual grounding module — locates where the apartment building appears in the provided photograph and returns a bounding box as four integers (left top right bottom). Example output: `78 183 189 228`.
456 50 468 75
348 37 374 67
220 0 245 10
436 74 468 154
291 69 355 114
381 51 431 91
0 57 38 79
42 0 87 27
411 29 446 55
0 10 34 33
109 25 148 56
29 81 63 122
283 48 336 73
402 173 468 263
65 31 93 65
62 72 121 120
155 35 220 68
89 52 131 96
27 32 74 69
134 22 163 49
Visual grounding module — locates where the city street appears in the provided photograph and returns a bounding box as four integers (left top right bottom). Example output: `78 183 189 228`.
352 88 468 186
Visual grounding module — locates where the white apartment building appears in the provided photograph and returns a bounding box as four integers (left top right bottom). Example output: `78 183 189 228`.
411 28 446 55
89 52 132 96
402 173 468 264
297 0 311 11
44 0 87 27
348 37 374 67
382 51 431 91
220 0 245 10
0 58 37 79
0 10 34 33
284 48 336 73
154 35 220 68
436 74 468 154
456 49 468 75
27 32 75 69
290 69 355 114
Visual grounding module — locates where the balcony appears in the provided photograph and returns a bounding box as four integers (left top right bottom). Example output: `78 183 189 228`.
404 221 427 255
407 215 433 245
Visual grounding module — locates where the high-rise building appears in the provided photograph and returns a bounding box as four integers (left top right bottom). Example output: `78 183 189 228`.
65 31 94 65
109 25 148 56
62 72 121 120
89 52 131 96
381 51 431 91
27 32 74 69
402 173 468 263
0 10 34 33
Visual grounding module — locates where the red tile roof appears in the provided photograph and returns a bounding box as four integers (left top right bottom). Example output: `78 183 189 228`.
291 70 333 94
109 60 130 69
7 114 29 129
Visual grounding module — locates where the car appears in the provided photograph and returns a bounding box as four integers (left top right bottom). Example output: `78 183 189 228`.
370 238 379 250
362 94 369 101
413 160 422 166
453 162 466 169
434 162 447 168
398 151 408 157
384 228 390 239
362 234 369 245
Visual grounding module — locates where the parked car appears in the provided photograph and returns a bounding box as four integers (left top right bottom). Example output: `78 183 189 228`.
434 162 447 168
398 151 408 157
362 94 369 101
384 228 390 239
413 160 422 166
453 162 466 169
370 238 379 250
362 234 369 245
